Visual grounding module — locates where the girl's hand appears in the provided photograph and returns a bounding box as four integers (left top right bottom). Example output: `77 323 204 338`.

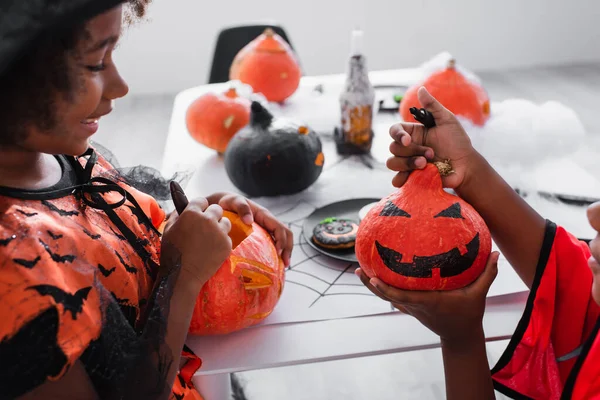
207 192 294 266
387 87 479 190
356 252 499 345
162 198 232 285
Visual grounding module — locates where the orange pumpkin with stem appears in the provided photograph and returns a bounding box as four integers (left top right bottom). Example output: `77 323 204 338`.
400 59 491 126
188 211 285 335
355 162 492 291
185 87 251 154
229 28 301 103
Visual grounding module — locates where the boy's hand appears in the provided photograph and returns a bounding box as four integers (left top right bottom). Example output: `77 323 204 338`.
356 251 499 345
387 87 478 190
207 192 294 266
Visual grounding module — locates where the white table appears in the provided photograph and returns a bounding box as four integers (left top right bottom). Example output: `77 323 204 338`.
162 69 599 399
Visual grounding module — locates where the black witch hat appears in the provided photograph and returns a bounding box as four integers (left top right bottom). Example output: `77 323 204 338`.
0 0 126 77
0 0 194 209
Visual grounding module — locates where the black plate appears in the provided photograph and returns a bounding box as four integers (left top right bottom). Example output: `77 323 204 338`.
374 85 409 112
302 198 381 262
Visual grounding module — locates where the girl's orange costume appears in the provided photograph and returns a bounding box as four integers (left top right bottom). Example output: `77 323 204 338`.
0 149 202 399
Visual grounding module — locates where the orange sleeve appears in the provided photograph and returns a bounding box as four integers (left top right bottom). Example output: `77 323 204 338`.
126 186 167 231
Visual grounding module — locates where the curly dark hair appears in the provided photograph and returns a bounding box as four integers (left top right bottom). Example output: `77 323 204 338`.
0 0 151 146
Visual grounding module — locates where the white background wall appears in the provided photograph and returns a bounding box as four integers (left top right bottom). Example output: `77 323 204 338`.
114 0 600 95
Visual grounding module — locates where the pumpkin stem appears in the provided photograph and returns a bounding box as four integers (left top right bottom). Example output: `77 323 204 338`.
250 101 274 128
433 160 454 176
264 28 275 37
447 59 456 69
224 87 238 98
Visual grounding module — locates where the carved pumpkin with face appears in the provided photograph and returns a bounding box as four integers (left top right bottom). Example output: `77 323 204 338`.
355 163 492 291
188 211 285 335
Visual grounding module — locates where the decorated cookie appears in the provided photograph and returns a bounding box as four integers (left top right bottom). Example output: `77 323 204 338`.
312 217 359 250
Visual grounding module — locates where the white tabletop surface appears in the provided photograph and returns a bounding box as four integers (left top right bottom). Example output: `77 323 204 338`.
185 293 528 375
162 69 599 239
162 68 598 376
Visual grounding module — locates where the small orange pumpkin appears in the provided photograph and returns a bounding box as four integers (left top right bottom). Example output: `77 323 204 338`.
185 87 251 154
229 28 301 103
355 163 492 291
400 59 491 126
188 211 285 336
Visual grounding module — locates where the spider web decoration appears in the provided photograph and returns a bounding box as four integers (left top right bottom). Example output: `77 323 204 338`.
157 124 544 327
92 135 398 326
157 71 595 331
237 151 525 327
254 200 396 327
251 197 530 327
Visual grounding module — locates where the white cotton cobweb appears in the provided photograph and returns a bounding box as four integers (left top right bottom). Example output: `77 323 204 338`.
418 51 483 85
465 99 586 166
412 52 589 194
463 99 587 193
227 79 270 105
243 80 343 136
228 79 330 131
415 53 587 168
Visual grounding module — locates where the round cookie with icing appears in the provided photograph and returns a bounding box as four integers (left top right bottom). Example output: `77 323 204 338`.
312 217 359 250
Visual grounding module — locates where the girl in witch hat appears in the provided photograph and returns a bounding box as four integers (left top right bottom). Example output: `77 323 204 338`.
0 1 293 399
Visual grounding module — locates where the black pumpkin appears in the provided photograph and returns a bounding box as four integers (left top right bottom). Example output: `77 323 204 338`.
224 101 325 197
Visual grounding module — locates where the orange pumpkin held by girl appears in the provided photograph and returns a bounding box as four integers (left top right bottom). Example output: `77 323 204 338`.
400 59 491 126
185 87 251 154
229 28 301 103
355 162 492 291
188 211 285 335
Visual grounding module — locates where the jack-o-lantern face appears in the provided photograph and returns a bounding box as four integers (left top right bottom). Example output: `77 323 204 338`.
355 164 492 291
375 201 480 278
188 211 285 335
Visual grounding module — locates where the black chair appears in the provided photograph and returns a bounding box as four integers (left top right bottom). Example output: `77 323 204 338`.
208 24 296 84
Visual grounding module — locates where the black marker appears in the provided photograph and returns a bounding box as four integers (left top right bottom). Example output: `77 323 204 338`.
170 181 189 215
409 107 436 146
409 107 436 128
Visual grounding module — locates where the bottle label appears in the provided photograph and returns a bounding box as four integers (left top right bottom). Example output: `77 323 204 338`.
341 104 373 147
338 54 374 153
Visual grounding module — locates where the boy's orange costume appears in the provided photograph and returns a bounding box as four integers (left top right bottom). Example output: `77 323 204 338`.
492 221 600 399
